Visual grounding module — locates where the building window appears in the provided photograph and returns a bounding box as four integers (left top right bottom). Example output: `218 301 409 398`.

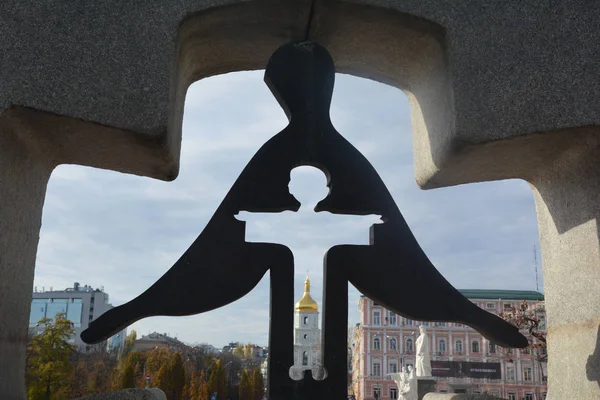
373 337 381 351
406 338 414 353
303 334 308 340
472 341 480 353
525 394 534 400
390 387 398 399
389 338 397 350
422 321 429 326
389 362 398 374
507 365 515 381
523 346 531 354
507 392 516 400
539 316 546 330
373 387 381 399
439 340 446 353
524 367 533 382
438 322 446 327
302 351 308 366
373 311 381 326
405 319 413 326
303 316 308 325
372 362 381 377
486 302 495 309
389 312 397 326
489 343 496 354
455 340 463 354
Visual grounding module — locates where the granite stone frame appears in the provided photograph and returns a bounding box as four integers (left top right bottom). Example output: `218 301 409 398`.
2 1 600 398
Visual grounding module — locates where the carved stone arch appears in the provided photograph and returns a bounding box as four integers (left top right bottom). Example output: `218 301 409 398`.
173 2 451 186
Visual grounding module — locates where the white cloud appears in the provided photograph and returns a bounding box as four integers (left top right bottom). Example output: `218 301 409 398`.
34 71 541 348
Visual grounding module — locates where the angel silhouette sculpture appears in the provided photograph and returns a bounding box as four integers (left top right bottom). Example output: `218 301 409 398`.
81 41 527 399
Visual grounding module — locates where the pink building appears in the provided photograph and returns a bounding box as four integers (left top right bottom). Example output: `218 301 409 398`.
351 290 547 400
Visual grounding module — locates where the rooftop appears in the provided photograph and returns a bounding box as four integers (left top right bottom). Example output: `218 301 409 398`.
459 289 544 301
360 289 545 301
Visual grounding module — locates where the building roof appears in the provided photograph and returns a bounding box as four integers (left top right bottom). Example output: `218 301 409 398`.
459 289 544 301
296 276 318 312
359 289 545 301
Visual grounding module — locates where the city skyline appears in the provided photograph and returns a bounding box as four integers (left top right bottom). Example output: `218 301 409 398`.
33 71 543 348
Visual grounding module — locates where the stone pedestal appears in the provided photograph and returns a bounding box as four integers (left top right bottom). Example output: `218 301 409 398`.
0 120 54 400
417 377 436 400
530 138 600 399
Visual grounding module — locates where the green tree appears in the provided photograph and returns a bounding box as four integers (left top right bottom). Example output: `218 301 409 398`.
243 344 254 360
112 350 145 390
26 313 75 400
170 352 186 400
124 330 137 354
233 344 245 359
120 362 135 389
155 361 171 395
251 369 264 400
208 360 227 400
239 370 251 400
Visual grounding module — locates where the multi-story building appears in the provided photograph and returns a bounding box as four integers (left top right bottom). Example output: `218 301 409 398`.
293 276 321 370
351 290 547 400
29 282 126 351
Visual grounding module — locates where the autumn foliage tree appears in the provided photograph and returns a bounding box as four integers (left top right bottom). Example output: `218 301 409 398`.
498 300 548 382
208 359 227 400
239 370 251 400
498 301 547 357
26 313 75 400
251 369 264 400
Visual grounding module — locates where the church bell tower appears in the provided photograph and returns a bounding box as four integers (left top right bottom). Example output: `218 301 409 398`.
293 276 321 369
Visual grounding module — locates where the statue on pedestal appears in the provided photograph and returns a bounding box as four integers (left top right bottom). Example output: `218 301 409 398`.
389 366 417 400
416 325 432 377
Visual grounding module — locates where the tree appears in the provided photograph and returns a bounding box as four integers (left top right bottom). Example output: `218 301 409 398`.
244 344 254 360
170 352 187 400
198 370 209 400
120 362 136 389
233 344 245 359
187 371 200 400
208 360 227 400
146 346 172 377
239 370 251 400
26 313 75 400
251 369 264 400
124 330 137 355
112 350 145 390
498 300 548 384
155 361 171 395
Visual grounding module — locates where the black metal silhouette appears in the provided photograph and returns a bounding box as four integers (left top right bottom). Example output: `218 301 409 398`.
81 41 527 399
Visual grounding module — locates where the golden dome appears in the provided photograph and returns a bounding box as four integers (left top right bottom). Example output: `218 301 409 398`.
295 277 318 312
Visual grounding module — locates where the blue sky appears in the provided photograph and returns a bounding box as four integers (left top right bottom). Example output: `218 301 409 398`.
34 71 542 348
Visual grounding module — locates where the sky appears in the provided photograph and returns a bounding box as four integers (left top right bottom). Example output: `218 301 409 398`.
34 71 543 348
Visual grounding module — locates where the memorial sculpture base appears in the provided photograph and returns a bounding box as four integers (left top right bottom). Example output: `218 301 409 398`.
417 377 437 400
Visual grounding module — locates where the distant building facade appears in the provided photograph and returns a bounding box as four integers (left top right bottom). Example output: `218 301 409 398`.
293 277 321 370
133 332 185 352
195 343 220 355
352 290 547 400
29 282 126 351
